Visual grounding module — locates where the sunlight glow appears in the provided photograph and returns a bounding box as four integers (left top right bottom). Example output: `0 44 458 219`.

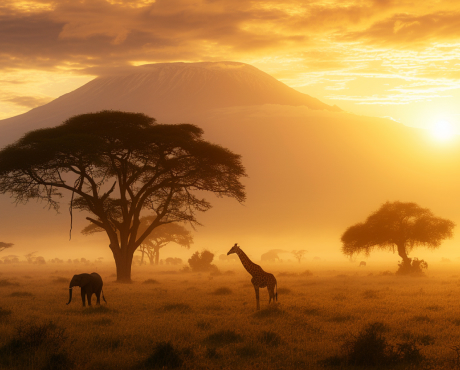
430 120 455 141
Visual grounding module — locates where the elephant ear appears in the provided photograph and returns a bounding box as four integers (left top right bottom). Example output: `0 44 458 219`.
80 274 92 287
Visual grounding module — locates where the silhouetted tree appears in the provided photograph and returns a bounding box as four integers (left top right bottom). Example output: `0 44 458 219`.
188 250 215 271
83 214 193 265
341 201 455 274
0 111 246 282
291 249 308 263
0 242 13 253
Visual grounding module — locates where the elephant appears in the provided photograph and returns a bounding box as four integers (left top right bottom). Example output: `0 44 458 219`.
66 272 106 307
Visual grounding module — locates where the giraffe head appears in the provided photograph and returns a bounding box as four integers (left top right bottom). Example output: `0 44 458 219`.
227 243 240 255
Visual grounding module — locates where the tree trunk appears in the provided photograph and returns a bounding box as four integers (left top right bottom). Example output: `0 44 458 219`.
148 253 154 265
113 249 134 283
154 247 160 265
397 243 411 265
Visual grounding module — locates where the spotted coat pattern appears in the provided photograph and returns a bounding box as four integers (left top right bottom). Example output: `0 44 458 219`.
227 243 277 310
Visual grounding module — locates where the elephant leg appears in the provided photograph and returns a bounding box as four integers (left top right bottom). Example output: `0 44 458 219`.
96 290 101 305
81 288 86 307
87 290 92 306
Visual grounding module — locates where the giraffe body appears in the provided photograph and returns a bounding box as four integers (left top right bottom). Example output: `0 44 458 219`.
228 243 277 310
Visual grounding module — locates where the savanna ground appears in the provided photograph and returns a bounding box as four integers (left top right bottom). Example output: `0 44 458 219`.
1 261 460 369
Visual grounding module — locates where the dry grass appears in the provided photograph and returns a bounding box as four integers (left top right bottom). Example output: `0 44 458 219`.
1 263 460 369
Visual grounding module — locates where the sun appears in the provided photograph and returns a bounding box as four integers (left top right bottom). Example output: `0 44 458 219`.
429 120 455 142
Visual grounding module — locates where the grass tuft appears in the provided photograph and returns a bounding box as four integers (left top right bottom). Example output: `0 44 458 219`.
0 279 18 287
258 330 282 347
81 306 113 315
142 279 159 284
211 287 232 295
93 318 113 326
363 289 379 299
162 303 192 312
10 291 34 298
277 287 291 294
204 330 243 347
197 320 212 330
253 304 285 319
236 344 259 357
52 277 68 283
0 307 12 319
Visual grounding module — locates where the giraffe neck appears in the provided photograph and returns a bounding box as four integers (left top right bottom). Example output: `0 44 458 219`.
236 248 258 276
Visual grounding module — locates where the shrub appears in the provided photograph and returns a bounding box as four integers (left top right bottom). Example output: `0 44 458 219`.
162 303 191 312
188 250 215 272
204 330 243 347
300 270 313 276
144 341 183 369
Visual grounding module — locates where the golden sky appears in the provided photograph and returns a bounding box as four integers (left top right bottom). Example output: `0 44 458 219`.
2 0 460 132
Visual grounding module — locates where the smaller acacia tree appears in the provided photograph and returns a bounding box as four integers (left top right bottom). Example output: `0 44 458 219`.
0 242 13 253
341 201 455 274
291 250 308 263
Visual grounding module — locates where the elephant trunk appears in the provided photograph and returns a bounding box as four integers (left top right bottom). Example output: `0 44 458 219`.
67 278 75 304
66 287 73 305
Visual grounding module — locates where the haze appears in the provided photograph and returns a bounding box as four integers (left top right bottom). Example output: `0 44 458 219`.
0 1 459 272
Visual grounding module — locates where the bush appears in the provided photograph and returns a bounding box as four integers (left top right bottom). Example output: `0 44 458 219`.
322 322 425 367
188 250 215 272
144 341 183 369
396 258 428 275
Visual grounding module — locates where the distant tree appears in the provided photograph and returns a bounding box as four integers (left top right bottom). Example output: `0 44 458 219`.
188 250 215 272
341 201 455 274
0 242 13 253
24 251 38 264
291 250 308 263
0 111 246 282
83 215 192 266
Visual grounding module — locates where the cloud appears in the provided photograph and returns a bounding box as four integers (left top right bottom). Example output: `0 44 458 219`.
1 94 53 108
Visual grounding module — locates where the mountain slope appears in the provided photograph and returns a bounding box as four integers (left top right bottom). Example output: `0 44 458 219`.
0 62 340 144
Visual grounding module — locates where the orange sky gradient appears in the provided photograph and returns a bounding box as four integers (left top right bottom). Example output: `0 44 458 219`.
2 0 460 134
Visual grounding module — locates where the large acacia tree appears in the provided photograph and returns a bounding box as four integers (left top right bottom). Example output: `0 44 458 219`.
341 201 455 273
0 111 246 282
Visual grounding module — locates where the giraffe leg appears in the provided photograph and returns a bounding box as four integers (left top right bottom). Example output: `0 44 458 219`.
253 285 260 310
268 286 274 304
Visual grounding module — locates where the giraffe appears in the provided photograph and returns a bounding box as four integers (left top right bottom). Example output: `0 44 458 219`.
227 243 277 310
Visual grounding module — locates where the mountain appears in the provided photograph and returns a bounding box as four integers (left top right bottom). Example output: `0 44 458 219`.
0 62 340 145
0 62 459 263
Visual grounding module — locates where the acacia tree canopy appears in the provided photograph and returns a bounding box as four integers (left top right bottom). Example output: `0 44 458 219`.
341 201 455 270
0 242 14 253
0 111 246 282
